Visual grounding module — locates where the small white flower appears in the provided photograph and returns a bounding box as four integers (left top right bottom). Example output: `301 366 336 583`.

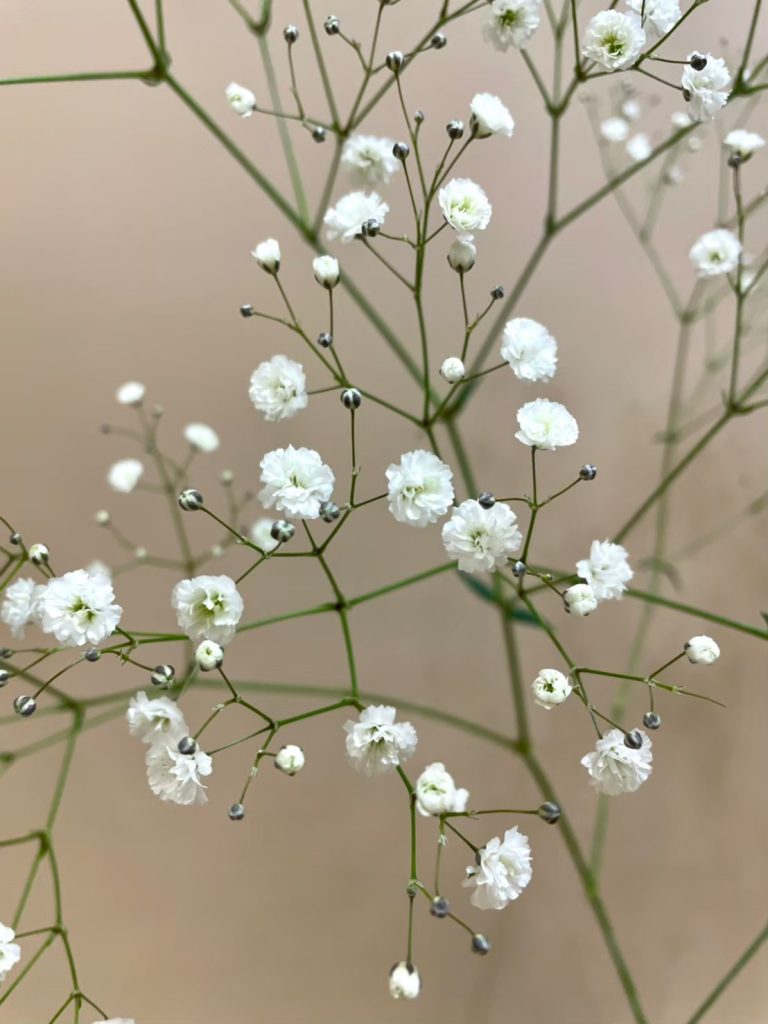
626 0 680 38
576 539 633 601
515 398 578 450
564 583 598 616
724 129 765 161
251 238 281 274
225 81 256 117
438 178 492 232
275 744 306 775
389 962 420 1000
581 728 652 795
108 458 144 494
600 116 630 142
532 668 572 709
0 923 21 983
582 11 645 71
447 234 477 272
626 132 652 162
440 357 466 383
259 446 335 519
386 450 454 527
463 827 532 910
442 500 522 573
344 705 418 776
195 639 224 671
689 228 742 277
671 110 693 129
621 98 642 121
184 423 220 453
341 135 400 187
1 578 44 640
86 559 111 580
127 691 187 744
312 254 340 288
250 517 279 553
323 192 389 243
249 355 308 423
146 741 212 806
470 93 515 139
172 575 244 645
37 570 122 647
682 54 731 121
116 381 145 406
501 318 558 382
415 762 469 816
483 0 542 51
685 635 720 665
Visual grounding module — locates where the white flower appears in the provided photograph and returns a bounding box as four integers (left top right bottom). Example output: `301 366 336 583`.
689 228 742 277
515 398 578 450
386 450 454 527
447 234 477 272
500 318 558 382
442 500 522 573
582 11 645 71
576 539 633 601
323 191 389 243
415 762 469 816
0 923 21 983
172 575 244 645
341 135 400 187
681 55 731 121
626 132 652 162
470 93 515 138
621 98 641 121
250 517 279 553
564 583 598 616
532 668 572 709
685 635 720 665
626 0 680 38
146 741 212 806
600 116 630 142
259 446 335 519
251 238 281 274
671 110 693 129
463 827 532 910
343 705 418 776
184 423 220 453
275 744 305 775
225 81 256 117
440 357 466 383
483 0 542 51
389 962 420 1000
108 458 144 494
312 254 340 288
37 570 122 647
724 129 765 161
438 178 492 232
195 639 224 671
116 381 145 406
127 691 187 744
86 559 111 580
1 578 44 640
248 355 308 422
581 728 652 795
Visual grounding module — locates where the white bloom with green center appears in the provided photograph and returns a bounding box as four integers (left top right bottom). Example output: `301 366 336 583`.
386 450 454 527
37 570 122 647
581 728 652 795
341 135 400 187
442 499 522 573
515 398 578 450
681 54 731 121
582 11 645 71
576 539 633 601
248 355 308 423
501 317 558 382
127 691 187 744
344 705 418 776
464 827 532 909
689 228 741 277
483 0 542 51
0 923 21 983
415 762 469 816
171 574 244 645
259 445 335 519
251 238 281 274
225 81 256 117
532 668 572 709
724 129 765 161
438 178 492 232
146 740 212 806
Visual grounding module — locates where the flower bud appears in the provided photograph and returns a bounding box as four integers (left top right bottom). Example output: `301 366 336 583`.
532 668 572 709
312 255 340 289
240 304 255 318
490 285 505 300
283 24 299 43
29 543 49 565
512 560 527 578
477 492 495 509
225 82 257 117
151 664 175 688
341 388 363 410
385 51 405 73
95 510 111 526
472 934 492 955
579 464 597 481
393 141 410 161
178 489 204 511
439 357 466 383
430 32 447 49
312 126 327 143
537 801 561 824
563 584 598 617
195 640 224 672
85 648 101 663
447 234 476 273
642 711 661 730
228 802 246 821
275 744 306 776
13 695 37 717
251 238 281 275
317 332 333 348
116 381 146 407
324 15 340 35
361 218 380 238
319 501 341 523
685 635 720 664
689 53 708 71
177 736 197 756
0 670 10 687
430 896 450 918
624 729 643 749
389 962 420 1000
271 520 295 544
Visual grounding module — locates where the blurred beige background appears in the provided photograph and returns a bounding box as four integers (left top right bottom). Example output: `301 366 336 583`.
1 1 767 1022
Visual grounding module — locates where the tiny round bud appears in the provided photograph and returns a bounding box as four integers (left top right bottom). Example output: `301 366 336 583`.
95 510 111 526
283 24 299 43
271 520 295 544
727 152 743 169
341 387 363 410
512 560 527 578
477 492 496 510
85 648 101 663
14 695 37 717
134 547 148 561
537 801 561 824
0 648 13 659
439 357 465 383
319 501 341 523
413 110 425 125
324 15 340 35
177 736 197 756
275 744 306 776
195 640 224 672
385 51 405 72
178 489 204 511
312 125 326 143
579 464 597 481
689 53 708 71
317 332 333 348
430 32 447 49
151 664 175 688
643 711 662 730
228 802 246 821
430 896 451 918
624 729 643 750
490 286 505 300
240 304 255 318
446 119 465 140
0 670 10 687
472 934 492 956
9 532 22 546
685 635 720 664
220 469 235 485
682 87 692 103
361 218 380 238
393 141 410 161
29 543 49 565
